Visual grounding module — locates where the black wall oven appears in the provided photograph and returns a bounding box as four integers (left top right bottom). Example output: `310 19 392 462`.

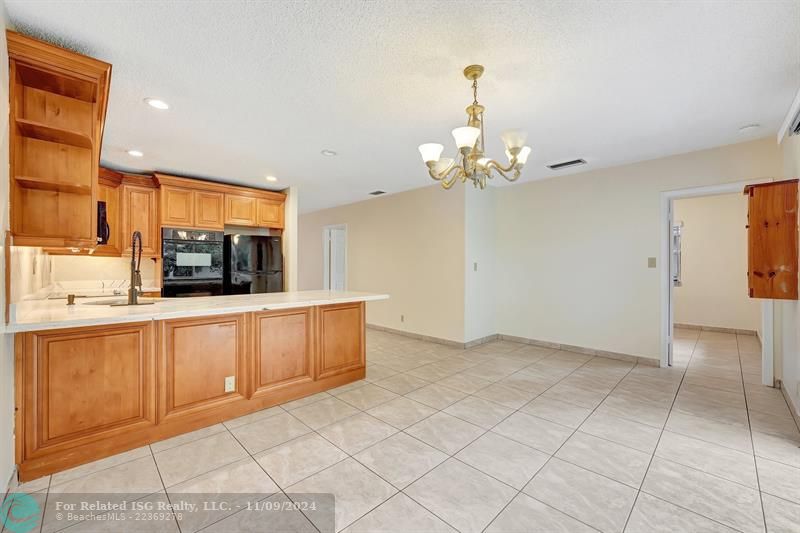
161 228 224 297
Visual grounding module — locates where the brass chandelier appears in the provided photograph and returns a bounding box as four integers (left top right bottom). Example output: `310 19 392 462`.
418 64 531 189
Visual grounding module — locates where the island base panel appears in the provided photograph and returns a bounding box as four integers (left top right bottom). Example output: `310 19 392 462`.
14 302 366 481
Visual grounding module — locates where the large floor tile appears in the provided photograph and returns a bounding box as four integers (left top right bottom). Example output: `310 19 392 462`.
757 456 800 504
317 413 398 454
254 433 348 488
523 458 638 533
154 431 249 487
665 410 753 453
761 493 800 533
290 396 360 430
405 459 517 533
522 396 592 429
752 430 800 468
202 493 318 533
223 406 284 430
367 397 437 429
406 412 485 454
485 493 596 533
342 493 456 533
150 424 228 454
166 458 279 533
493 411 573 454
456 431 549 489
374 373 430 395
229 410 311 454
354 432 447 489
443 395 514 429
555 431 651 487
49 454 162 495
281 390 331 410
579 411 661 454
437 372 493 394
50 446 151 486
405 383 468 410
54 491 179 533
626 492 738 533
474 383 537 409
542 383 607 409
641 457 765 532
334 383 400 410
597 395 670 428
289 458 397 532
655 430 758 488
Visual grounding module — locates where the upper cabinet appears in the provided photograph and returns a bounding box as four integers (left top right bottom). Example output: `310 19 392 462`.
194 191 224 229
160 185 195 228
121 179 159 257
257 198 284 229
745 179 798 300
8 30 111 248
224 194 257 226
156 173 284 230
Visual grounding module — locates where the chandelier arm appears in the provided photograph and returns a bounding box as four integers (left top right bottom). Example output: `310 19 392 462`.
485 160 522 182
428 162 464 189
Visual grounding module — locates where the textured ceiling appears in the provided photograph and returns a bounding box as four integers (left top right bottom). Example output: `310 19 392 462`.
6 0 800 213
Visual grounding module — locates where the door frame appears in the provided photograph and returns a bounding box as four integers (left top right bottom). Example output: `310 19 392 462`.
322 224 348 290
659 179 773 381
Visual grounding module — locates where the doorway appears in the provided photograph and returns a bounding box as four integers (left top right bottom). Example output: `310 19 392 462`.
323 224 347 291
660 181 773 384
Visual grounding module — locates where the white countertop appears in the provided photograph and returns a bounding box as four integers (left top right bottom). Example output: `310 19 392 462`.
7 291 389 333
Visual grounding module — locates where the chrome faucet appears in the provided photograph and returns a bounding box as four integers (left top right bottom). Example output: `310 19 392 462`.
128 231 144 305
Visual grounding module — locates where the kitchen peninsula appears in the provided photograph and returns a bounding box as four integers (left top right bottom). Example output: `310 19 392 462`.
11 291 388 480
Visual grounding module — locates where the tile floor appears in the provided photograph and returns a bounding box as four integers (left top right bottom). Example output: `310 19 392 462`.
6 328 800 532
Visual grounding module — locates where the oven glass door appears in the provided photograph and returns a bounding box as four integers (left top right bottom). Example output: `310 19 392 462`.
163 241 223 281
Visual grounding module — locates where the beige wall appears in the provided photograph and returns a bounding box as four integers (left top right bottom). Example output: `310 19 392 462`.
673 194 760 332
299 185 466 343
493 138 781 360
464 186 496 342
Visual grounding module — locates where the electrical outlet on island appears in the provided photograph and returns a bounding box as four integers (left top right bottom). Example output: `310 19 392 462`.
224 376 236 393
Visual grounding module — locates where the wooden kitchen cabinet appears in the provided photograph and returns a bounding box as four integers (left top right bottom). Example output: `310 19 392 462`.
15 322 155 465
160 185 194 228
317 302 365 379
121 182 159 256
745 179 799 300
8 31 111 249
225 194 258 226
94 167 122 256
257 198 285 229
158 314 248 421
15 302 368 480
252 307 314 398
194 191 224 229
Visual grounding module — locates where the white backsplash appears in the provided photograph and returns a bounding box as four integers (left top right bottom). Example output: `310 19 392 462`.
9 247 53 303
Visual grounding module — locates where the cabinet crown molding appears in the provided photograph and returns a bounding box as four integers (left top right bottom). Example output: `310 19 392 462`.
154 172 286 201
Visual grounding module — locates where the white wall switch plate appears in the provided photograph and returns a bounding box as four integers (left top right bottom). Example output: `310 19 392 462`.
224 376 236 393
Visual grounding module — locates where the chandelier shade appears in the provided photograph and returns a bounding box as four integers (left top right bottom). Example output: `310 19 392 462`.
418 65 531 190
418 143 444 163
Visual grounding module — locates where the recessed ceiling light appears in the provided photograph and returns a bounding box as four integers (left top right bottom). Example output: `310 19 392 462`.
144 98 169 110
265 175 278 182
321 149 337 157
738 124 760 133
127 149 144 157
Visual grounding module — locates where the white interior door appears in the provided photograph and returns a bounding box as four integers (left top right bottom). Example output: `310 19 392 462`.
323 225 347 290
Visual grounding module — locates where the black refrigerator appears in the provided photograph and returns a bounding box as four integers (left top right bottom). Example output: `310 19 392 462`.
223 235 283 294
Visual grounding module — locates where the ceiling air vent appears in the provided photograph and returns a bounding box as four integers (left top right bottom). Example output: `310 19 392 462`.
369 190 386 196
547 159 587 170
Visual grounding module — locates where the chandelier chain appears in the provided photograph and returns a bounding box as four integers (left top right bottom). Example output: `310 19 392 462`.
472 78 478 105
